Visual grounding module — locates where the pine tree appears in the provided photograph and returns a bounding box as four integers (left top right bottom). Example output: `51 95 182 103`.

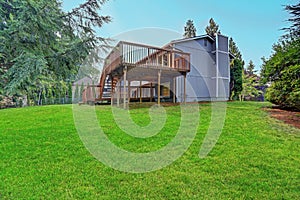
230 59 243 100
74 84 79 103
284 2 300 37
240 70 261 101
183 19 197 38
229 38 242 60
246 60 255 75
67 82 73 104
205 18 221 37
228 38 244 100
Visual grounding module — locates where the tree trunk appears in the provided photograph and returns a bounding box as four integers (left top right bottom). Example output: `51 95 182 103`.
38 90 42 105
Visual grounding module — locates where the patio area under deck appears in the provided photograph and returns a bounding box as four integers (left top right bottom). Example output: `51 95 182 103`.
86 41 190 106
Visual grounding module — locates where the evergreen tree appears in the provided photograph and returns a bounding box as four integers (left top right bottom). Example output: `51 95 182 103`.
230 59 243 100
240 69 261 101
183 19 196 38
205 18 221 37
80 82 85 101
74 84 79 103
0 0 111 105
228 38 244 100
246 60 255 75
261 2 300 110
284 2 300 37
67 82 73 104
229 37 242 60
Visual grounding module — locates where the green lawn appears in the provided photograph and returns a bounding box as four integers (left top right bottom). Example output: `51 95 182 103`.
0 102 299 199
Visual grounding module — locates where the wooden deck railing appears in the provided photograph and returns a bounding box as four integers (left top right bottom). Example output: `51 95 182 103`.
104 41 190 72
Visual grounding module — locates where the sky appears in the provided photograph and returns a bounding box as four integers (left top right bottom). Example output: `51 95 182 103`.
62 0 298 71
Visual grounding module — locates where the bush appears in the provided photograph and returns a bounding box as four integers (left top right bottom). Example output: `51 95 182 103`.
266 65 300 110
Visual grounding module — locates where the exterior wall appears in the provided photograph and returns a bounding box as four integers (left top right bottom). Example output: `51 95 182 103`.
216 35 230 100
173 35 230 102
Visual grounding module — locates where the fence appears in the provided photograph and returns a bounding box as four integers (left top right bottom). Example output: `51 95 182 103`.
0 97 75 109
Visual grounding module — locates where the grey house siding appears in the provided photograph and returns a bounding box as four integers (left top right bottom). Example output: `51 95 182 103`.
172 35 230 102
216 35 230 100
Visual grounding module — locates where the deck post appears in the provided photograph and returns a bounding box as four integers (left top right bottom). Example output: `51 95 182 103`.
117 79 120 107
183 73 186 104
172 52 175 68
173 77 176 103
139 81 142 103
150 82 153 102
158 70 161 105
128 80 131 104
110 75 113 106
123 67 127 109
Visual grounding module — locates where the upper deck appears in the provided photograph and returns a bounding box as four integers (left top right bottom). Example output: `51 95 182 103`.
103 41 190 76
95 41 190 101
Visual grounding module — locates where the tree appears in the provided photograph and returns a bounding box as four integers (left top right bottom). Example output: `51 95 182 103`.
229 37 244 100
240 69 261 101
284 2 300 37
246 60 255 75
261 2 300 110
0 0 111 106
183 19 196 38
205 18 221 37
229 59 243 100
80 82 85 101
261 38 300 109
229 37 242 61
74 83 79 103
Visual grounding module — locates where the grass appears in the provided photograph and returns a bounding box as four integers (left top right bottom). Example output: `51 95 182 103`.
0 102 299 199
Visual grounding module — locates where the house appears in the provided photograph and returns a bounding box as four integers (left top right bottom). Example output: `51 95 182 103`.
84 34 231 106
168 34 231 102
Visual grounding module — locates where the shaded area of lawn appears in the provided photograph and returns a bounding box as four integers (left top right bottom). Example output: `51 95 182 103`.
0 102 299 199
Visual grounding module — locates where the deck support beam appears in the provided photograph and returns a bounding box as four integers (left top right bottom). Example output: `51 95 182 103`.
128 81 131 104
158 70 161 105
150 82 153 102
123 67 127 109
117 79 120 107
110 75 113 106
183 73 186 104
173 77 176 103
139 81 142 103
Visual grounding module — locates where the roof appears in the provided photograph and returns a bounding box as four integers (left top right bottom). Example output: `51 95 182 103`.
167 34 235 59
170 34 216 44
